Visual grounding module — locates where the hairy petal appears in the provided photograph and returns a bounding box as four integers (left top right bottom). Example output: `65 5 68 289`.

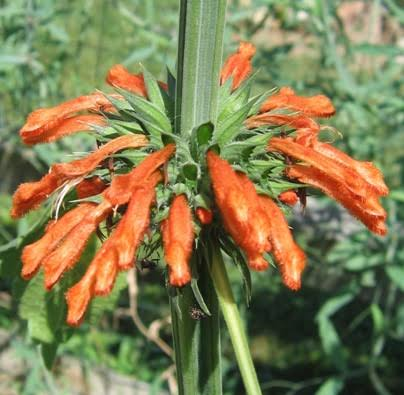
105 144 175 206
312 141 389 196
52 134 148 177
260 87 335 118
245 113 320 132
260 196 306 290
21 203 95 279
162 195 194 287
20 93 114 140
43 200 112 289
11 173 60 218
21 114 106 145
287 164 387 235
93 172 161 297
220 42 256 90
269 137 373 198
66 264 97 327
76 176 107 199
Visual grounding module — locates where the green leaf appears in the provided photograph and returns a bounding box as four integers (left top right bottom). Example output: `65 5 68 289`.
386 265 404 291
214 98 259 146
315 377 344 395
371 303 384 335
190 278 211 316
40 342 58 370
142 66 166 110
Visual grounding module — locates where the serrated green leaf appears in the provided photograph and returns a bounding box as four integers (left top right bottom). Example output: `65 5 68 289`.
214 97 259 146
142 66 166 110
118 89 172 133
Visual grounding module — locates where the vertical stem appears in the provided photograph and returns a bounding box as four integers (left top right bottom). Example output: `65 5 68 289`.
210 241 263 395
175 0 227 135
171 1 227 394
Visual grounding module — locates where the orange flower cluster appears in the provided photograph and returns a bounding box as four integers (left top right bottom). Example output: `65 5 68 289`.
207 151 306 289
12 41 388 326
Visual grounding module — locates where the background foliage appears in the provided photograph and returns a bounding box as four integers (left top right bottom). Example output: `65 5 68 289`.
0 0 403 394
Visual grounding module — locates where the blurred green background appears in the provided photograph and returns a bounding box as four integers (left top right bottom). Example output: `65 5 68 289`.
1 0 404 394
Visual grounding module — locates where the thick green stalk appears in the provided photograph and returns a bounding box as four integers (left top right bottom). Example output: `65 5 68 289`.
210 242 263 395
171 1 226 394
175 0 226 135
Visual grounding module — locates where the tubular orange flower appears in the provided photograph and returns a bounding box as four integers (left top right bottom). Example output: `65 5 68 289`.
43 200 113 290
269 137 373 198
287 164 387 235
11 134 147 218
22 114 107 145
260 87 336 118
20 93 115 144
76 176 107 199
207 152 271 271
245 113 320 133
278 190 299 206
51 134 148 177
259 196 306 290
21 203 96 280
220 42 256 90
162 194 194 287
105 143 176 205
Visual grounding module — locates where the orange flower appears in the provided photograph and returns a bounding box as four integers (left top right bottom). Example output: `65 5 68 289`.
11 134 147 218
260 87 336 118
268 137 388 235
259 196 306 290
76 176 107 199
287 165 387 235
220 42 256 90
245 113 320 133
105 143 176 205
195 207 213 225
106 64 168 97
64 172 162 326
162 195 194 287
20 93 115 144
22 115 107 145
207 151 271 271
43 200 113 290
278 190 299 206
21 203 96 280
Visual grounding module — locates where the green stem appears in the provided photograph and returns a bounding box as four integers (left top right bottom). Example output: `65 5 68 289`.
171 1 226 394
210 242 263 395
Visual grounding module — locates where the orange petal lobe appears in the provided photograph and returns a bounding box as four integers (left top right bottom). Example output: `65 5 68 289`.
220 42 256 90
11 173 60 218
106 64 148 97
260 87 335 118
